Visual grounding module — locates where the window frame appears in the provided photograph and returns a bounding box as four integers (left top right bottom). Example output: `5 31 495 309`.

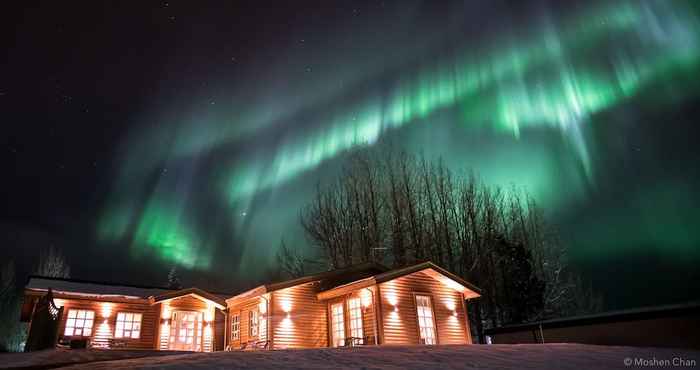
231 312 240 341
249 310 259 338
330 302 345 347
413 293 438 345
64 309 95 337
115 312 143 339
347 297 363 344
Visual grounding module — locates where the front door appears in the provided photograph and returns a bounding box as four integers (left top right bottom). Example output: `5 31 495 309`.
170 311 203 351
331 303 345 347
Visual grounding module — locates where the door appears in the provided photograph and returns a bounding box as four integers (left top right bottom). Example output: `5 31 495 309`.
170 311 203 351
415 295 437 345
331 303 345 347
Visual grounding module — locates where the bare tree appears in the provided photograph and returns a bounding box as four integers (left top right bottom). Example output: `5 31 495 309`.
300 148 596 328
35 245 70 278
276 239 306 278
0 261 15 302
0 260 27 352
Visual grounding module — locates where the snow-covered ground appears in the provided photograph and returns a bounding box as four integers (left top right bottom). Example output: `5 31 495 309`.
0 348 187 369
2 344 698 370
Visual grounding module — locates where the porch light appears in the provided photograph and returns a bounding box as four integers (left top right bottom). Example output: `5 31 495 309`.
361 288 373 308
101 303 113 318
162 304 172 319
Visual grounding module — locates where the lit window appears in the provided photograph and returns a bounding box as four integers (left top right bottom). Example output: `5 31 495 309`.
249 310 258 337
415 295 437 345
64 309 94 337
347 298 363 344
115 312 142 339
231 314 240 340
331 303 345 347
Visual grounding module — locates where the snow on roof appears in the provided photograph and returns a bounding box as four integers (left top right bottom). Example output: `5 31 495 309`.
26 276 172 300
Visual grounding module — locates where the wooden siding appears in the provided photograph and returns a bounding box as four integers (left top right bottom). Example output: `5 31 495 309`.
378 271 470 345
270 282 327 349
227 297 261 348
325 288 378 346
157 295 217 352
54 298 160 350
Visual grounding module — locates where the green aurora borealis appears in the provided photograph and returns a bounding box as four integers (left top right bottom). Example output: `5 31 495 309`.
95 0 700 298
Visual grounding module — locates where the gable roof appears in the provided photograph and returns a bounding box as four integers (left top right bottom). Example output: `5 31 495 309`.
226 262 388 306
25 275 172 301
151 287 226 309
25 275 229 308
317 261 481 300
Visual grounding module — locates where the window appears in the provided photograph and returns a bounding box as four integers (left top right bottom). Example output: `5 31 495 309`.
415 295 437 345
64 309 94 337
231 313 240 340
331 303 345 347
115 312 142 339
347 298 363 344
249 310 258 337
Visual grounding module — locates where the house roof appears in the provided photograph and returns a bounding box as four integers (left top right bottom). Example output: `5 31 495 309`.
226 262 388 306
151 287 227 309
25 276 173 301
317 261 481 301
24 276 229 308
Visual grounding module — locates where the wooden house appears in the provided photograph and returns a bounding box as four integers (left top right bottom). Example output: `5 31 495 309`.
22 278 227 352
22 261 480 352
225 261 481 349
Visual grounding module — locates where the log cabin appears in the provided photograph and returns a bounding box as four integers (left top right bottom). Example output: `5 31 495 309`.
21 261 480 352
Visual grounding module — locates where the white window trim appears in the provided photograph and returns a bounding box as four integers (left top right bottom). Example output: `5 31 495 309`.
415 294 437 345
115 312 143 339
249 310 259 338
64 309 95 337
331 302 345 347
347 298 363 344
231 313 240 340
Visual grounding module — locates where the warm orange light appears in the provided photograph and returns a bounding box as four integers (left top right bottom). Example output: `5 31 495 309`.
204 303 214 322
101 303 113 318
361 289 373 307
259 298 267 314
53 298 66 307
162 304 172 319
280 299 292 313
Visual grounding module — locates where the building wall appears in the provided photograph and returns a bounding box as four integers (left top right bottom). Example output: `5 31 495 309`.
326 288 378 346
228 297 262 349
53 298 160 350
489 314 700 349
270 282 328 349
378 271 471 345
158 295 216 352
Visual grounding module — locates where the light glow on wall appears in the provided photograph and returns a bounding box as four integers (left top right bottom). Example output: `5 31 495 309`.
204 303 214 322
159 322 170 350
101 302 113 318
52 298 66 308
280 298 292 313
93 320 113 349
162 304 172 319
361 288 373 308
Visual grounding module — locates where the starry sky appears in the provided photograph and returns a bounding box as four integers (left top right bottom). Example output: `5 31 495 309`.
2 0 700 308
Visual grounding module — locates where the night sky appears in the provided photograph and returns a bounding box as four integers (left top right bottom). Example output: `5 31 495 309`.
3 1 699 308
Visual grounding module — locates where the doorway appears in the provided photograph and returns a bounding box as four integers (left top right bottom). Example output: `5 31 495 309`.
169 311 203 351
